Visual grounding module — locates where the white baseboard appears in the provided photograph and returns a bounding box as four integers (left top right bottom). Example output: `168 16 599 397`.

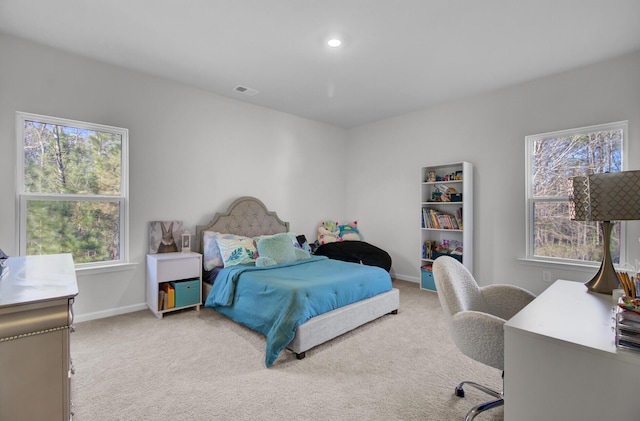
74 303 147 323
391 273 419 284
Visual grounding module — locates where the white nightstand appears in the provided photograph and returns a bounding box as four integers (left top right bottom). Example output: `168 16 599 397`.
146 252 202 319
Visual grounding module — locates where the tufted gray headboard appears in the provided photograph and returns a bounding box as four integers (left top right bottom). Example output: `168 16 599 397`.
196 196 289 254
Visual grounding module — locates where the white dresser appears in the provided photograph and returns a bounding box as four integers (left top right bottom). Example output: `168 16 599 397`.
0 254 78 421
504 280 640 421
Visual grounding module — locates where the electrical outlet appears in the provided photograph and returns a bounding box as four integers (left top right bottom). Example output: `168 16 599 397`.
542 271 552 283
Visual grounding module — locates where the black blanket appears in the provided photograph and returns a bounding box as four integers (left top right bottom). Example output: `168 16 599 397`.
313 241 392 272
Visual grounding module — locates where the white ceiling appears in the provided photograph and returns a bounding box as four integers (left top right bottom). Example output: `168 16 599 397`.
1 0 640 128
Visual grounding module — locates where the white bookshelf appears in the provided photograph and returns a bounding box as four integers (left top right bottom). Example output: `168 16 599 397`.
420 161 473 290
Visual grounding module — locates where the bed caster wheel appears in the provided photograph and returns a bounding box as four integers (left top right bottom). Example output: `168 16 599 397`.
454 386 465 398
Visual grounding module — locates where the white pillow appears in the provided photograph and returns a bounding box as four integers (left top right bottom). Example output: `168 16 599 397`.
202 231 243 270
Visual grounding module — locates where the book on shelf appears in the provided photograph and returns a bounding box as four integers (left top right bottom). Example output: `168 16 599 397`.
160 283 175 309
423 240 463 262
455 208 463 229
422 207 462 230
158 290 167 311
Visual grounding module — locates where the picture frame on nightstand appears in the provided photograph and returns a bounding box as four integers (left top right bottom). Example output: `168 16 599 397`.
182 232 190 252
149 220 183 254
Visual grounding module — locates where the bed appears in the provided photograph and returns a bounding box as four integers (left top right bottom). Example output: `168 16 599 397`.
196 196 399 367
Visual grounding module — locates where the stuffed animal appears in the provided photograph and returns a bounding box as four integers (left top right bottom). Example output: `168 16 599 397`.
339 221 361 241
318 220 342 244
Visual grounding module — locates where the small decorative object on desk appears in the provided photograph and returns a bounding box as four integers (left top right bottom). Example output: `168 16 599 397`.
615 297 640 353
616 271 637 298
617 296 640 313
0 248 8 278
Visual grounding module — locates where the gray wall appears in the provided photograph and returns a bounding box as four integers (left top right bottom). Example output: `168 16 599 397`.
0 34 348 321
348 50 640 294
2 33 639 320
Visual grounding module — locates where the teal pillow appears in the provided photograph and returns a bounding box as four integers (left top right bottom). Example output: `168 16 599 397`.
256 233 310 267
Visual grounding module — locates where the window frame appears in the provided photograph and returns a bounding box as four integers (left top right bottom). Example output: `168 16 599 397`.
16 112 130 270
524 121 629 267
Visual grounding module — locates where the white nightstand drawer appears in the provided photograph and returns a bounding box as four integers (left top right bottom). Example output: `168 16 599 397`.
155 257 199 282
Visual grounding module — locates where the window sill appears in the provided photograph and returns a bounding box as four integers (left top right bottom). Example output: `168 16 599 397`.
517 257 600 273
75 262 138 276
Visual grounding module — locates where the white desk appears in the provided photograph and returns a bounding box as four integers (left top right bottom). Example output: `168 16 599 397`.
504 280 639 421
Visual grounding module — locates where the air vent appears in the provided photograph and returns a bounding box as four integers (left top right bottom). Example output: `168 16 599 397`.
233 85 259 96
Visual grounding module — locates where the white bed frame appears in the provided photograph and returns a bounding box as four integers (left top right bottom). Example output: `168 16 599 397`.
196 196 399 359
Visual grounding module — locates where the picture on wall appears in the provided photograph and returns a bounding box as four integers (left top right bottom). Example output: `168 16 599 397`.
149 220 184 254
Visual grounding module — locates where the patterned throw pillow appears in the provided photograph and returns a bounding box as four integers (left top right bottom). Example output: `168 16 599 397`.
216 237 258 267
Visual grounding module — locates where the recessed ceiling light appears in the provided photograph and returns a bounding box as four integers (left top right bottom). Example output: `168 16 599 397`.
327 38 342 48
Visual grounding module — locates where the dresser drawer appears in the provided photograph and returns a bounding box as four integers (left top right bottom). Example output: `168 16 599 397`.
0 299 71 339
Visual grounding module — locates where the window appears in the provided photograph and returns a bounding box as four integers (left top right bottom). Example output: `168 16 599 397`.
525 121 627 265
17 112 128 267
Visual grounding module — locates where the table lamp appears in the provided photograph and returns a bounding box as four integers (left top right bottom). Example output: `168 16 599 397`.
570 170 640 294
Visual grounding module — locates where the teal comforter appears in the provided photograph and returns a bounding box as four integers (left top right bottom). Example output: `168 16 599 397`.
205 256 392 367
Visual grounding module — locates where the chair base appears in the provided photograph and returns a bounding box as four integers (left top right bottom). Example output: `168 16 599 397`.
455 380 504 421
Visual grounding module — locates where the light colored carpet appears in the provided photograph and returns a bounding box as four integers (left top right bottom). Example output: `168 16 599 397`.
70 280 504 420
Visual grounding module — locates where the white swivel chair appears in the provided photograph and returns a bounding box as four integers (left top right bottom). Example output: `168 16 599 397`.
432 256 536 421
